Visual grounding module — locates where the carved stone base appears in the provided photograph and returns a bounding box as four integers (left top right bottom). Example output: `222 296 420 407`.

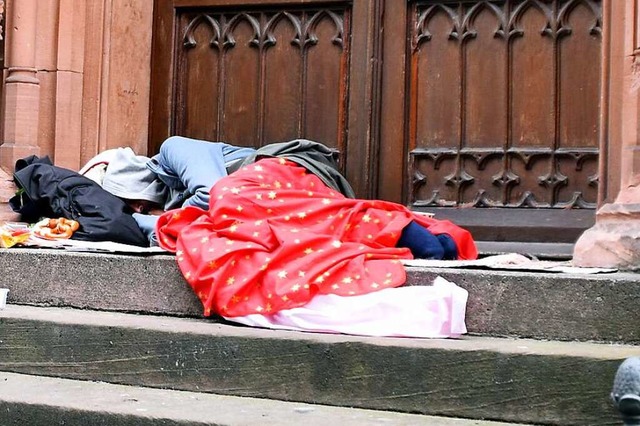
573 201 640 271
1 80 40 172
0 144 39 173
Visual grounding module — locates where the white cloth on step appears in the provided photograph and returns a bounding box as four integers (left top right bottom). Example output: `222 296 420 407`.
225 276 468 338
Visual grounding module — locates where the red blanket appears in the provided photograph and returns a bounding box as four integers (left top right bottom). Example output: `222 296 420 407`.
157 158 477 317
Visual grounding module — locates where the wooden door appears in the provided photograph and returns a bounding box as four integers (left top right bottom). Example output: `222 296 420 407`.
150 0 382 199
150 0 602 251
379 0 602 248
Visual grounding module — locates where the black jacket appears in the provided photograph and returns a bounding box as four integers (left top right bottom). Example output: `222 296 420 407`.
9 156 148 246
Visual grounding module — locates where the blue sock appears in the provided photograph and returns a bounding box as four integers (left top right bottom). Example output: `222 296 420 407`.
436 234 458 260
396 221 445 259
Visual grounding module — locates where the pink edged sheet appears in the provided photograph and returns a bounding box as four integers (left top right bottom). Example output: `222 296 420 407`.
224 276 468 338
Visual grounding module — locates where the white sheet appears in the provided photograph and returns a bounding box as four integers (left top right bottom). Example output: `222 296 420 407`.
225 276 468 338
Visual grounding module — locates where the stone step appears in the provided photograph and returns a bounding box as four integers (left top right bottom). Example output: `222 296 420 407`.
1 248 639 343
475 241 574 260
0 305 634 426
0 371 527 426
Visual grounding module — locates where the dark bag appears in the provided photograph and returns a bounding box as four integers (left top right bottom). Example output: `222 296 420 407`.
9 157 148 247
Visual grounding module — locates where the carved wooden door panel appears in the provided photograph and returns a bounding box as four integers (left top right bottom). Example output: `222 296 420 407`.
150 0 381 199
379 0 602 247
151 0 603 249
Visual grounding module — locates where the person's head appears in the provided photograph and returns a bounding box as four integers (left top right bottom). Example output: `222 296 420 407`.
101 147 168 212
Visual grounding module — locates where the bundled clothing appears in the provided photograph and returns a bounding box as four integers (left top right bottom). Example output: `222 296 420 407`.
147 136 257 211
9 155 148 246
156 157 477 318
101 148 167 206
239 139 355 198
95 137 355 244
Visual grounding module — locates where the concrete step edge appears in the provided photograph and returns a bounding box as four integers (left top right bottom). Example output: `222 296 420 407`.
1 248 640 343
0 304 633 426
0 371 526 426
0 304 637 359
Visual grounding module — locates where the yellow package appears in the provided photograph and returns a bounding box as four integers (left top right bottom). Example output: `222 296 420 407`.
0 226 31 248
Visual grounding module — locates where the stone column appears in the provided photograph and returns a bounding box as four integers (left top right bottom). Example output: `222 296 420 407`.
0 0 40 172
573 0 640 270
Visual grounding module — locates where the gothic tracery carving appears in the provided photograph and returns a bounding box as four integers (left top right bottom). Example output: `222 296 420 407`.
182 9 345 51
410 0 602 209
175 6 349 153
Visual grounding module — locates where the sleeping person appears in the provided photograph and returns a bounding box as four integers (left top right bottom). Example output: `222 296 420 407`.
81 136 477 337
81 136 477 335
87 136 474 261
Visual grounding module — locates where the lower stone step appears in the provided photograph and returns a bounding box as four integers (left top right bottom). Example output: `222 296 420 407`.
0 372 526 426
0 305 634 425
1 248 639 343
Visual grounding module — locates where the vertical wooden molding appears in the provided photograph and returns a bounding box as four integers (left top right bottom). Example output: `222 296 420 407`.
149 0 177 154
346 0 383 199
366 0 384 199
377 0 407 203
